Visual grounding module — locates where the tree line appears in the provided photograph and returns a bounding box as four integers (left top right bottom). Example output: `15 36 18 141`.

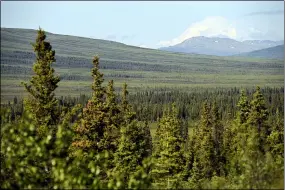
1 28 284 189
5 86 283 124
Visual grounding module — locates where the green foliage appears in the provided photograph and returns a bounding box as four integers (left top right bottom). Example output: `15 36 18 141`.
191 102 215 180
152 104 186 188
71 56 106 154
248 86 269 152
1 108 152 189
22 28 60 136
1 110 51 188
211 102 225 176
237 89 250 124
113 83 152 187
266 108 284 168
101 80 121 152
1 27 283 189
248 86 269 127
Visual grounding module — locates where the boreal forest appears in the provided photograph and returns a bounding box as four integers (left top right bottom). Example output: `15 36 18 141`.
1 29 284 189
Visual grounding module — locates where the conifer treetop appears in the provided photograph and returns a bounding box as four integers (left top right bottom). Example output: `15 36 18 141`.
91 55 105 101
23 27 60 127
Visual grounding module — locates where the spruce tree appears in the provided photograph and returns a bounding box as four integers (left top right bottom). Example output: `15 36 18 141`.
237 89 250 124
191 102 215 180
100 80 121 152
23 28 60 136
236 126 276 189
152 104 186 188
113 83 152 186
267 108 284 166
224 90 251 177
20 28 62 187
248 86 269 152
113 120 151 186
211 102 225 176
71 56 106 155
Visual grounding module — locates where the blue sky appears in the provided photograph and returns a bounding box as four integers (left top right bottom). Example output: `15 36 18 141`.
1 1 284 49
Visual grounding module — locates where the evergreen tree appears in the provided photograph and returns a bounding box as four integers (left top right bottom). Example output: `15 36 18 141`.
191 102 215 180
113 120 152 186
188 158 204 189
234 126 277 189
113 83 152 186
248 86 269 152
1 108 153 189
211 102 225 176
267 108 284 167
224 89 251 177
71 56 106 154
22 28 60 136
152 104 186 188
21 28 61 187
237 89 250 124
100 80 121 152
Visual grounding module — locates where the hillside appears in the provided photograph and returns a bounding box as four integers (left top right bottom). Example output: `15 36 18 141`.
236 45 284 60
1 28 284 101
159 36 284 56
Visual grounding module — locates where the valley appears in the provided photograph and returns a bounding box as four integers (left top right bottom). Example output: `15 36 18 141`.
1 28 284 102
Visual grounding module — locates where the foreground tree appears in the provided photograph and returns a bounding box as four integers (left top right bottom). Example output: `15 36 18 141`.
152 104 186 188
211 102 225 176
248 86 269 152
100 80 121 154
22 28 60 136
71 56 106 155
1 107 153 189
113 83 152 186
236 90 250 125
14 28 62 187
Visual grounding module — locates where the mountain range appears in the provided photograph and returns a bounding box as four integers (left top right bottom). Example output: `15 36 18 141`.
159 36 284 59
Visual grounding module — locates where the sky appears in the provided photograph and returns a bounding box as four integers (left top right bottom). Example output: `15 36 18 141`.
1 1 284 49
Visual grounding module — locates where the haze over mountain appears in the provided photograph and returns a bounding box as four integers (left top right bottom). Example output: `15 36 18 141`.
235 45 284 60
159 36 284 56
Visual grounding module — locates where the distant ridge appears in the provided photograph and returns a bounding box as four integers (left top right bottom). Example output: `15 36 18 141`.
235 45 284 60
159 36 284 56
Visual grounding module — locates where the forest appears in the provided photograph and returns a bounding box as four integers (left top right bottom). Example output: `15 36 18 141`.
1 29 284 189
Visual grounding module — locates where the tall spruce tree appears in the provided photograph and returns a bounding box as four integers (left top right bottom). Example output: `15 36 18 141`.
23 28 60 136
100 80 121 152
191 102 215 180
248 86 269 152
71 56 106 155
113 83 152 186
21 28 62 187
211 102 225 176
224 90 251 177
152 104 186 188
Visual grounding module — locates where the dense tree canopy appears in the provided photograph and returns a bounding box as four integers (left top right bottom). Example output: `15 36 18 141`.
1 28 283 189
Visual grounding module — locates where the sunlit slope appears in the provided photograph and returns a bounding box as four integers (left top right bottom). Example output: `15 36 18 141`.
1 28 284 101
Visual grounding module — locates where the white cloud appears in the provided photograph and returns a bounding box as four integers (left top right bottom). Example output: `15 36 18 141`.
157 16 237 47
